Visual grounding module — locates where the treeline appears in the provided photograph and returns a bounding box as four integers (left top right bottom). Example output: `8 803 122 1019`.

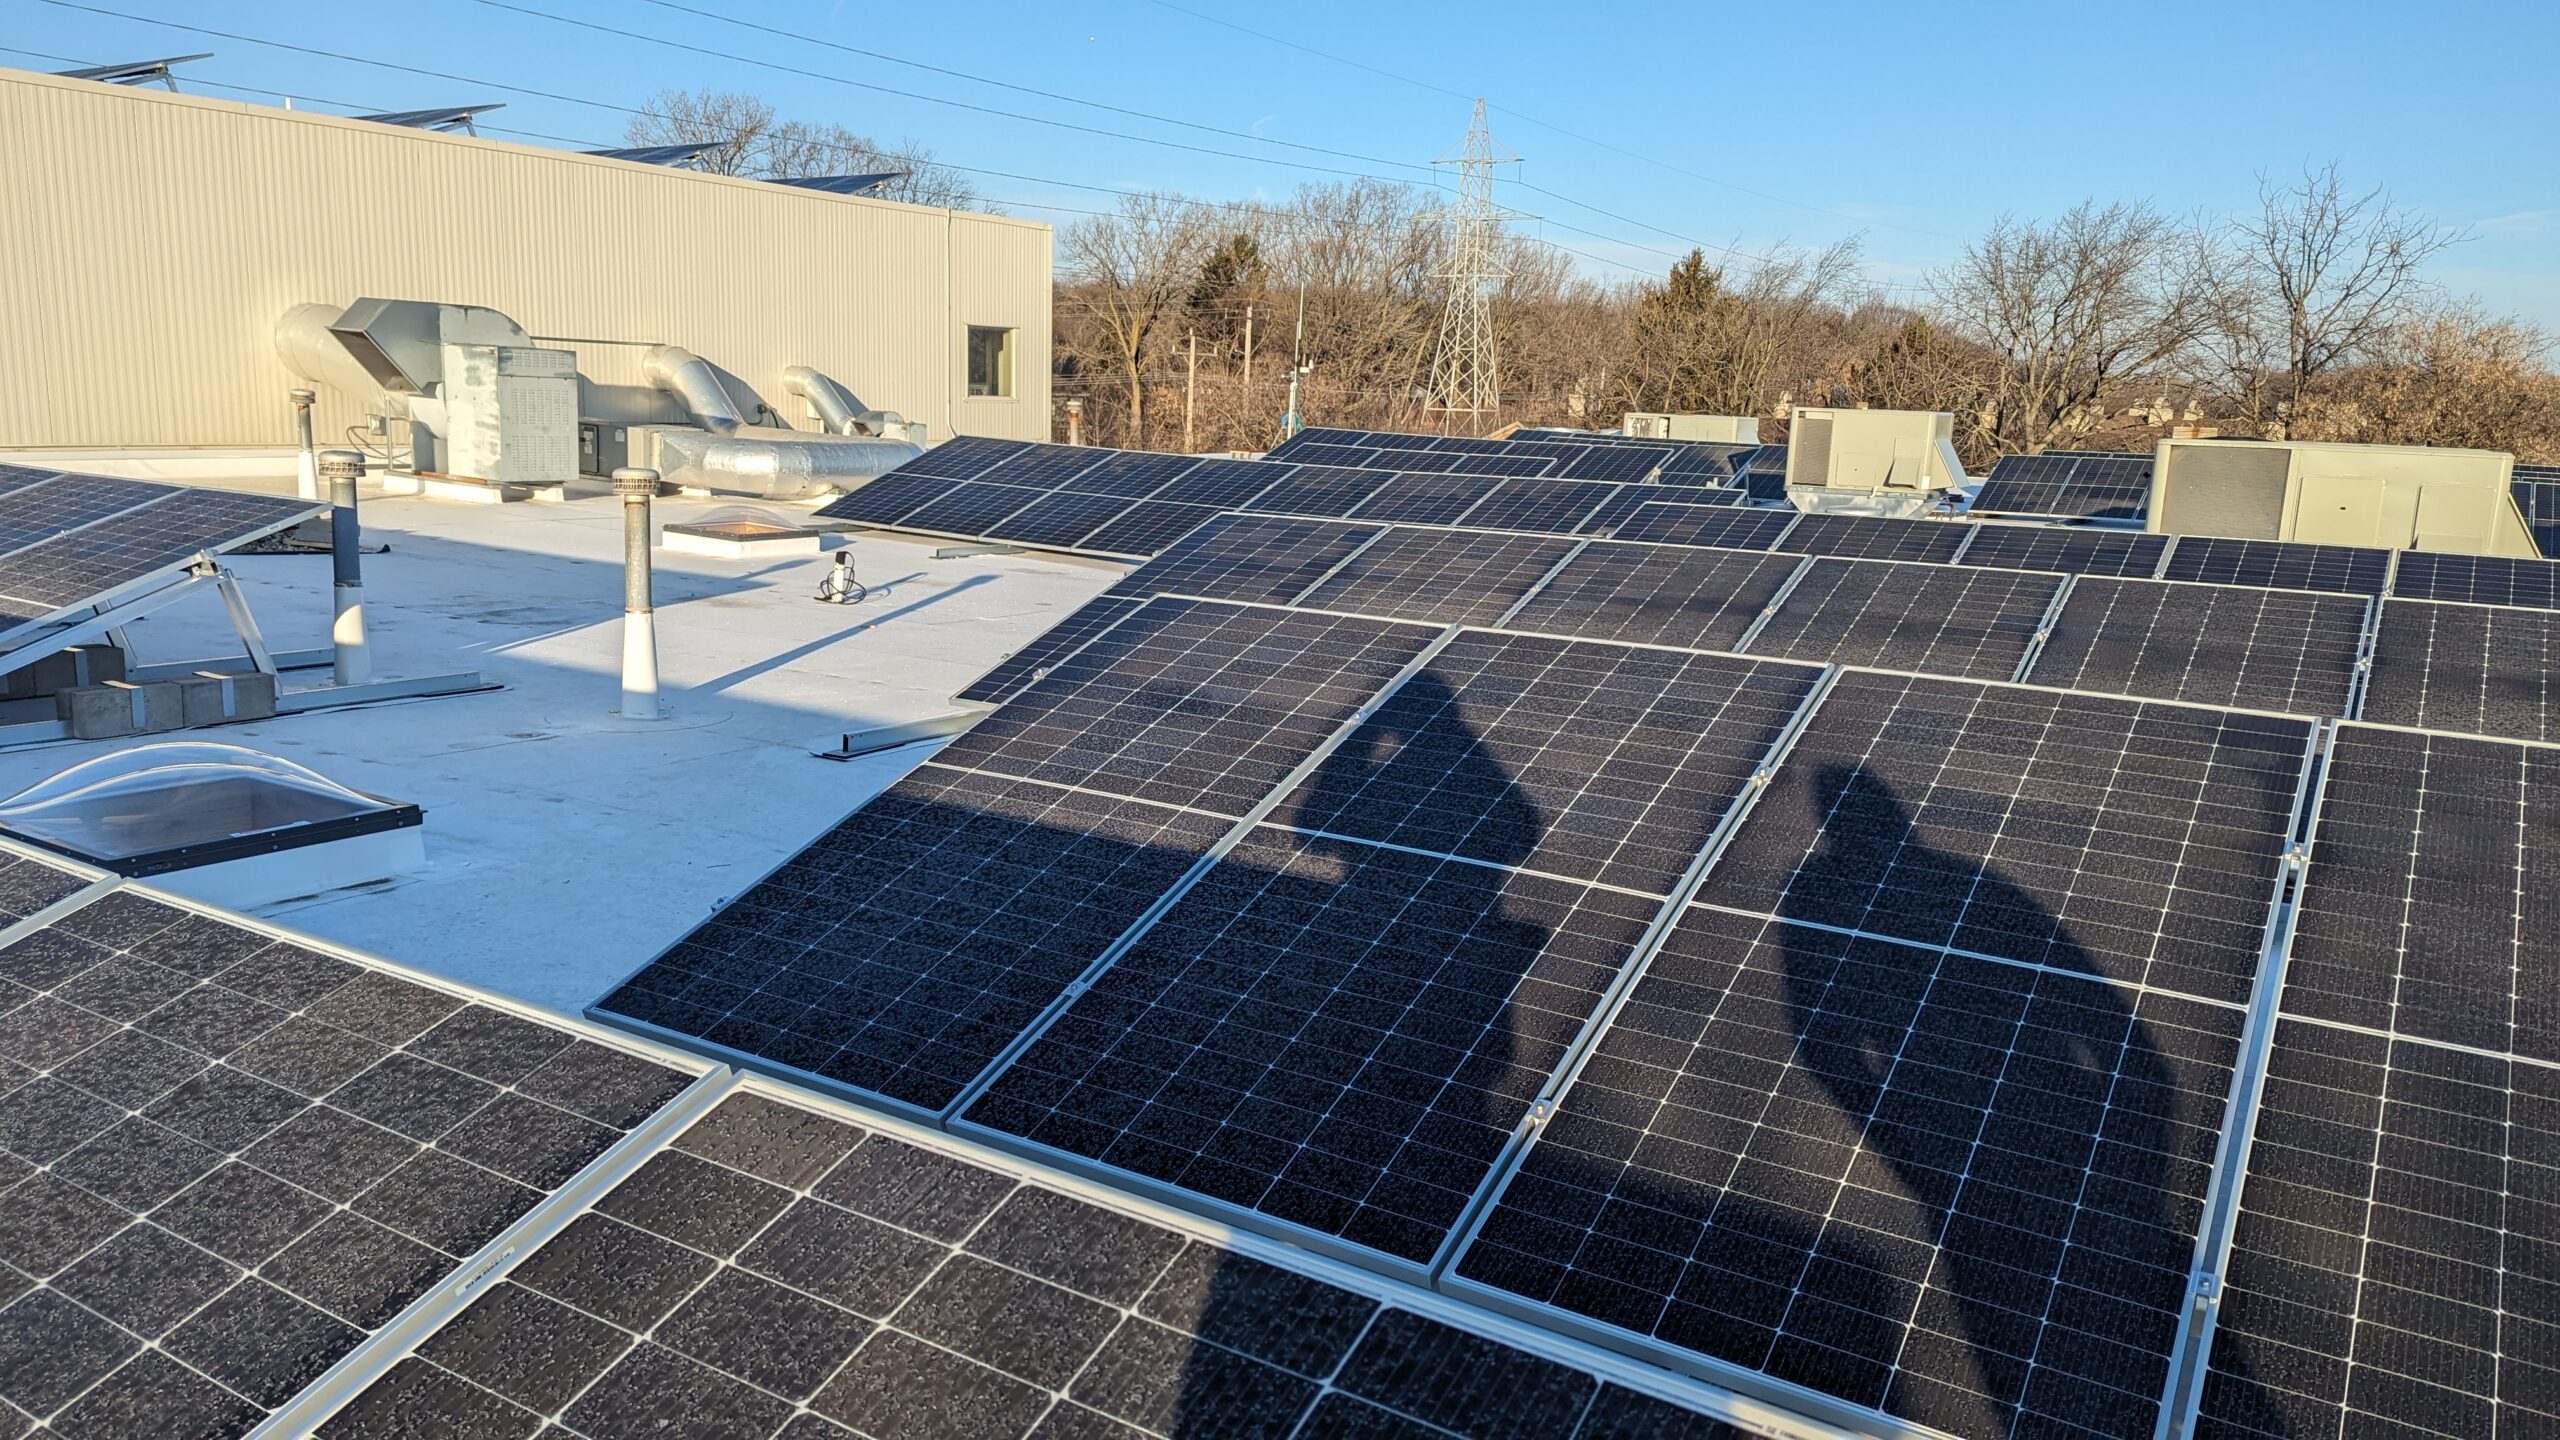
1054 165 2560 466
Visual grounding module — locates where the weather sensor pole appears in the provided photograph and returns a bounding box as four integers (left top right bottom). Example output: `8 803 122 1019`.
1422 100 1519 436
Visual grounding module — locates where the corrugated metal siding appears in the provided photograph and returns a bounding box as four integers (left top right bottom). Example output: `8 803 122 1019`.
0 69 1051 449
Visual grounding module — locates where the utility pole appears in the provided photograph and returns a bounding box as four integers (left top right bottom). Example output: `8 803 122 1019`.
1242 304 1255 392
1183 332 1198 454
1423 100 1519 436
1280 283 1310 442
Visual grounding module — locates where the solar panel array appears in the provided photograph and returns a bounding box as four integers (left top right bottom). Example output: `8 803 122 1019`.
1969 451 2154 522
1266 426 1710 482
0 471 317 636
818 438 1741 560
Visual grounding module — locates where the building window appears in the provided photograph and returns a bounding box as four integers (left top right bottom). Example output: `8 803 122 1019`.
967 326 1013 398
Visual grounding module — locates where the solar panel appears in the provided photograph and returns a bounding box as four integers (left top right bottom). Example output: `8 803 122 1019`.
1505 544 1804 653
0 465 59 498
1454 908 2243 1439
1743 561 2063 680
314 1083 1719 1440
1778 514 1976 564
1272 635 1820 895
1462 479 1620 534
1295 529 1577 627
978 489 1138 549
1555 446 1672 483
892 481 1045 537
1971 452 2152 521
880 435 1025 480
1149 457 1284 508
2199 1022 2554 1440
0 488 319 621
812 470 963 526
2024 579 2368 718
2384 550 2560 610
2278 724 2557 1059
1272 441 1381 469
1103 515 1383 606
2159 538 2390 596
1737 446 1789 502
929 600 1440 817
977 443 1109 490
0 845 91 924
1342 471 1506 525
0 887 703 1435
1958 526 2170 579
1693 672 2312 1003
1059 452 1204 499
1602 504 1798 550
2360 599 2560 742
595 765 1229 1113
1077 501 1223 558
1579 485 1743 535
954 597 1143 706
1655 443 1759 483
2511 477 2560 558
961 826 1664 1266
1244 465 1393 518
0 476 168 558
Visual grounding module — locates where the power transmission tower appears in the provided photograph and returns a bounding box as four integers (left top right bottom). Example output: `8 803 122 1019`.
1423 100 1519 435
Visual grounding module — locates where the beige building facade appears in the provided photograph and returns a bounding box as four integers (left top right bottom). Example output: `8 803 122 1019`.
0 68 1051 453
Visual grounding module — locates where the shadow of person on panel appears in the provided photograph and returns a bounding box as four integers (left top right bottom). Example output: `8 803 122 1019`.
1773 763 2247 1438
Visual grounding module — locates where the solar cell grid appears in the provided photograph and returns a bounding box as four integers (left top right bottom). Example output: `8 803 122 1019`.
1743 560 2062 680
1957 527 2169 579
1970 453 2151 523
0 889 700 1436
1579 485 1742 535
1294 528 1577 627
1602 504 1797 550
0 466 58 498
1555 446 1672 483
1341 471 1505 525
1078 501 1224 558
1777 514 1976 564
2384 549 2560 610
963 827 1665 1267
1738 447 1790 503
1273 634 1820 895
892 481 1045 537
975 443 1107 490
2198 1021 2557 1440
1693 671 2313 1004
2360 599 2560 742
2512 478 2560 559
2024 579 2367 718
1147 457 1282 508
1461 479 1621 535
813 470 964 526
1102 515 1383 605
1456 908 2245 1440
880 434 1024 480
0 476 168 558
0 490 318 616
955 596 1143 706
930 599 1439 817
1504 544 1803 654
0 847 90 925
313 1084 1720 1440
595 765 1228 1113
2159 538 2390 596
1656 444 1759 483
1061 452 1205 499
2277 725 2559 1062
1244 464 1394 518
979 488 1137 549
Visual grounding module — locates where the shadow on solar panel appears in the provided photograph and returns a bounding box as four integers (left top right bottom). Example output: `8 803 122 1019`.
1459 760 2252 1438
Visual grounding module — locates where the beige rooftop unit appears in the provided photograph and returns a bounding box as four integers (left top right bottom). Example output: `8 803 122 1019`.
1621 412 1760 443
1782 408 1968 517
2145 438 2535 558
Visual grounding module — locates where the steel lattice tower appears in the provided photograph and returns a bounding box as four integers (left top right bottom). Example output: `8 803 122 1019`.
1423 100 1519 434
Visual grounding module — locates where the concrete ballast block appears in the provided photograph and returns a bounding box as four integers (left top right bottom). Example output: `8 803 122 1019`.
3 644 126 701
178 670 279 727
57 680 183 739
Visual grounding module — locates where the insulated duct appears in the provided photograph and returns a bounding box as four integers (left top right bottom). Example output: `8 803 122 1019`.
637 426 922 501
640 345 747 435
274 304 410 418
783 365 915 440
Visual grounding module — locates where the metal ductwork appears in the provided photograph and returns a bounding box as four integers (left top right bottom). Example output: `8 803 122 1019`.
782 365 917 441
634 427 922 501
275 304 410 418
641 345 746 435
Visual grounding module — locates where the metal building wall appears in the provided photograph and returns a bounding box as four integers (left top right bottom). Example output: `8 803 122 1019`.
0 69 1052 451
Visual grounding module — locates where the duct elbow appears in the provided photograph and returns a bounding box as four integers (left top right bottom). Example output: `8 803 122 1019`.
641 345 747 435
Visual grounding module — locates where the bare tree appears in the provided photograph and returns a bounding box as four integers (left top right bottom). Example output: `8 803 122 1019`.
2197 163 2468 435
625 89 978 209
1611 240 1862 423
1928 201 2204 456
1059 193 1218 446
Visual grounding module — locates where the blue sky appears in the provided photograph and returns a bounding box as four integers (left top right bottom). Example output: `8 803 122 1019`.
12 0 2558 325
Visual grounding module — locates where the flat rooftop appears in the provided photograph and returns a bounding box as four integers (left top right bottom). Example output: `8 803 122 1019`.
0 470 1122 1015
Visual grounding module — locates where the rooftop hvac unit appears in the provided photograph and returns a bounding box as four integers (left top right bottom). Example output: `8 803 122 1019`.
2146 439 2535 558
1621 413 1761 444
1782 408 1967 517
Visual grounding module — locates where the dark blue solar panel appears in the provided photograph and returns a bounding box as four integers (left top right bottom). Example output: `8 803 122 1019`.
1060 453 1204 499
1244 466 1393 518
1151 458 1284 508
815 471 963 526
2158 537 2390 595
1778 514 1974 563
0 489 319 616
0 476 169 557
1343 472 1504 525
1077 501 1224 558
2387 551 2560 610
888 436 1029 480
1104 516 1383 605
980 490 1138 548
955 596 1143 705
1579 485 1741 534
977 443 1108 489
894 483 1044 537
1459 479 1618 534
1957 527 2169 579
1603 504 1797 550
1554 446 1673 483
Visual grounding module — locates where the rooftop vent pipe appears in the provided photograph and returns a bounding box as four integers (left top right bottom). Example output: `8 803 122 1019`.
640 345 747 435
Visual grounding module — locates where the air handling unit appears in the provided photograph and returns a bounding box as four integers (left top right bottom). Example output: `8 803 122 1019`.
1621 413 1760 443
276 299 577 490
1782 408 1968 518
2145 438 2535 558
